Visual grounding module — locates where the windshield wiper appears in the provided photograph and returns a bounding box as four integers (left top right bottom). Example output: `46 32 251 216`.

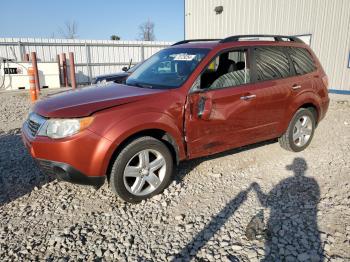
133 82 153 89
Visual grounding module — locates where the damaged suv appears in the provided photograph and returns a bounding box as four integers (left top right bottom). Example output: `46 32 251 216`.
22 35 329 203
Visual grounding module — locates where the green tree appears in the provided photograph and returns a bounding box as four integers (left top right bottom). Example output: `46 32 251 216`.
110 35 121 40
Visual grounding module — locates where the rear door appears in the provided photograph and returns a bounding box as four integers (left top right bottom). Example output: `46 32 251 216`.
251 46 295 139
287 47 318 95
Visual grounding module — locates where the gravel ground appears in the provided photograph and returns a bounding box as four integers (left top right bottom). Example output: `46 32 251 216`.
0 91 349 261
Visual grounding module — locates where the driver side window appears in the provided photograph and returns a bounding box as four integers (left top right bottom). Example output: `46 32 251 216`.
199 49 251 90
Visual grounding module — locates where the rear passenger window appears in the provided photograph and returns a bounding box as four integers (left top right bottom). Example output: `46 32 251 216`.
255 47 291 81
289 48 316 75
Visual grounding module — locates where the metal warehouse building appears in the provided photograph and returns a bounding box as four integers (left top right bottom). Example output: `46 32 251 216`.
184 0 350 93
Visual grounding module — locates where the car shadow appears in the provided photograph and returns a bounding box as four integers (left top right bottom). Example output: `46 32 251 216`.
174 139 277 183
175 157 323 261
0 128 53 207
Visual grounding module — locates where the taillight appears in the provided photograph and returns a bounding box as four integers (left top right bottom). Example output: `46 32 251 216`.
322 75 329 89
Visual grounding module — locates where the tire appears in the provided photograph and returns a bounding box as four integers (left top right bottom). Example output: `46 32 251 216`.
279 108 316 152
110 136 173 203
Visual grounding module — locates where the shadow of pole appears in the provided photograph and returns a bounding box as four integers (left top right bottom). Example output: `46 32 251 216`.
174 186 251 260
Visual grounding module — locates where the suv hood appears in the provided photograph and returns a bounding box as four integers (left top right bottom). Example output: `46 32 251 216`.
34 83 165 118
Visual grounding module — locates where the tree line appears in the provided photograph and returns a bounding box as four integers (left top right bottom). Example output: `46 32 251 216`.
53 19 155 41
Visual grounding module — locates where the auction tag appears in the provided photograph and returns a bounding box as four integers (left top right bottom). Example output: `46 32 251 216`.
173 54 196 61
4 68 18 74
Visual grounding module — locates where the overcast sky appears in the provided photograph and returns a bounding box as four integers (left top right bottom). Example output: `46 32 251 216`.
0 0 184 41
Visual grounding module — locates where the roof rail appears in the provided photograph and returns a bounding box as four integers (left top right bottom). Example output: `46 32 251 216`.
219 35 303 43
172 39 221 46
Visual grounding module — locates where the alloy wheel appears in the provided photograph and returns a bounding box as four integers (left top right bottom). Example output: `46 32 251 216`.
293 115 313 147
123 149 166 196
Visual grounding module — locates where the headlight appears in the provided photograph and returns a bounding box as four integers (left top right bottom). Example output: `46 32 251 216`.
38 116 94 139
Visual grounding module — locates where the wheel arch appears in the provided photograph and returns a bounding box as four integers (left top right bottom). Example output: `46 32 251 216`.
279 92 322 134
298 102 319 126
105 128 181 181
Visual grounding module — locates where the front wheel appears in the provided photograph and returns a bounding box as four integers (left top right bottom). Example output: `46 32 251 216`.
110 136 173 203
279 108 316 152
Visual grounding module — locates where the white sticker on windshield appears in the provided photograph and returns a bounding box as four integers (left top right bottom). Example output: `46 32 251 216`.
173 54 196 61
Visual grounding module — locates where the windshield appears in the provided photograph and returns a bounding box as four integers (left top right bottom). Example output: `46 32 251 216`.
126 48 210 89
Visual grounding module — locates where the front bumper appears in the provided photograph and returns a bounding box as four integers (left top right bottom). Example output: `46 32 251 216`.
21 120 113 187
37 159 105 188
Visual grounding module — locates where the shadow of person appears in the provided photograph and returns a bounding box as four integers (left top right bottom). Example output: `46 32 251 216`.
0 129 53 206
252 157 323 261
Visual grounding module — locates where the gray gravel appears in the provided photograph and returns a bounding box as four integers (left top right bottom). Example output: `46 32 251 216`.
0 91 349 261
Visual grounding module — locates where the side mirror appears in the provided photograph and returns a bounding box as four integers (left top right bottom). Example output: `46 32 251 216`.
122 66 128 72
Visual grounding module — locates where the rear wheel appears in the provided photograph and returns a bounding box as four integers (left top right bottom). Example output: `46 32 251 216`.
110 136 173 203
279 108 316 152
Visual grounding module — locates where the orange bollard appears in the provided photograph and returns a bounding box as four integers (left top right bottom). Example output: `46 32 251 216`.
28 67 38 103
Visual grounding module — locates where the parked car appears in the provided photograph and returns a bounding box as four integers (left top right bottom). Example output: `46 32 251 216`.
22 35 329 203
91 63 141 85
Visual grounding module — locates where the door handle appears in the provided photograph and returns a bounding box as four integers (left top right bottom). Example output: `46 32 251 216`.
292 85 302 90
240 94 256 101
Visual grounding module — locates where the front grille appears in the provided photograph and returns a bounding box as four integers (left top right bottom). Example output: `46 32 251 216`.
27 119 41 136
25 113 46 138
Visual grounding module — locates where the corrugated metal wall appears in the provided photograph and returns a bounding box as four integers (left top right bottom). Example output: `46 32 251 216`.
0 38 172 84
185 0 350 91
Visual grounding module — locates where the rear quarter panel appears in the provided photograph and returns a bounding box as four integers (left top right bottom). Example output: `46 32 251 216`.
276 44 328 134
278 90 322 134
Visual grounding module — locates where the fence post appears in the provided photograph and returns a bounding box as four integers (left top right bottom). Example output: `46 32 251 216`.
61 53 68 87
140 44 145 62
18 41 23 62
30 52 40 94
69 52 77 89
24 53 30 62
85 42 92 84
57 54 62 87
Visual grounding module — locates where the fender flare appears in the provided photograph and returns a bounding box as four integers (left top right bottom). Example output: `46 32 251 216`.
101 112 186 175
279 91 321 133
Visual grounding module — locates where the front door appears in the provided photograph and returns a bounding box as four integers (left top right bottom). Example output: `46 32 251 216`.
184 48 258 159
